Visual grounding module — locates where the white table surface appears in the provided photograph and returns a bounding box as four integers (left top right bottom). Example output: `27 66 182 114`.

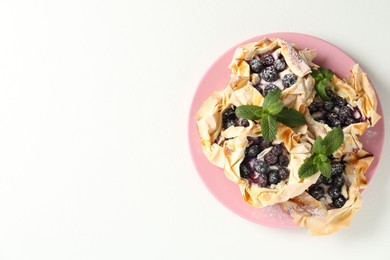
1 0 390 259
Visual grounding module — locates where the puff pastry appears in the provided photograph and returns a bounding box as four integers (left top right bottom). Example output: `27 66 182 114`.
281 150 373 235
306 64 381 155
228 37 317 110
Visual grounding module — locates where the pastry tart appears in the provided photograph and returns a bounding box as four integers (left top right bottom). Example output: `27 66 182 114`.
281 150 373 235
223 125 318 208
306 64 381 154
196 85 262 168
228 37 317 109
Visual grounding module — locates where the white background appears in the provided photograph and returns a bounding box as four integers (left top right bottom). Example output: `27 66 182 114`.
0 0 389 259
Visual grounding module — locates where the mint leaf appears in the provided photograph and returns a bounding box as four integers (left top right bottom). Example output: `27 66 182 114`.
313 154 329 165
322 127 344 155
262 89 282 110
254 108 263 118
310 70 323 81
317 161 331 178
312 136 326 154
235 105 262 121
298 155 318 178
266 101 284 116
315 79 331 101
275 107 306 127
261 114 278 142
320 68 334 80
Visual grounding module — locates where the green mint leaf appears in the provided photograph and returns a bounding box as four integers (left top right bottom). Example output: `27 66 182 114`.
254 108 263 118
275 107 306 127
317 161 331 178
310 69 323 81
298 155 319 179
315 79 331 101
261 114 278 142
322 127 344 155
312 136 326 154
313 154 329 165
320 68 334 80
262 89 282 110
266 101 284 116
235 105 262 121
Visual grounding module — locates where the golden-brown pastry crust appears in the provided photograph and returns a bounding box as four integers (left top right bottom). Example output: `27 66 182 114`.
280 150 373 235
228 38 316 109
223 125 318 208
306 64 381 154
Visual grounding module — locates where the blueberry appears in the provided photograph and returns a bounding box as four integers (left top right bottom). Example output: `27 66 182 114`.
278 167 289 180
282 74 297 88
327 112 341 127
261 66 278 82
260 54 274 66
326 89 336 97
268 170 280 185
240 163 250 179
274 59 287 72
253 160 269 174
264 152 278 165
332 195 346 208
316 174 333 185
308 103 318 113
247 136 260 144
278 155 289 167
263 84 279 96
308 185 325 200
343 117 356 127
236 118 249 127
332 96 347 107
245 144 262 158
222 107 236 121
328 186 341 199
339 106 353 120
331 162 345 176
257 173 269 187
249 58 263 73
223 119 235 129
332 175 345 187
329 118 341 128
271 144 284 156
259 138 271 150
324 101 334 111
327 112 338 121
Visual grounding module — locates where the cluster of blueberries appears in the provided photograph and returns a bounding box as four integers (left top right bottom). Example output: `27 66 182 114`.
307 161 347 208
249 53 297 96
309 90 363 128
239 137 290 188
221 106 249 130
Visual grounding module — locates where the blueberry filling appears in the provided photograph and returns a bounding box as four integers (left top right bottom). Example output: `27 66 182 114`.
308 159 348 209
308 90 365 128
282 74 297 88
222 106 250 130
261 66 278 82
214 106 250 146
264 84 279 96
239 137 290 188
248 52 298 96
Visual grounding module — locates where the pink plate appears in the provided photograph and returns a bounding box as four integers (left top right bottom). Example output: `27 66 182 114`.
188 32 385 228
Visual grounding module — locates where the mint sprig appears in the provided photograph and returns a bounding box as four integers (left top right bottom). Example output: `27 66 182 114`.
235 89 306 142
311 68 334 101
298 128 344 179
